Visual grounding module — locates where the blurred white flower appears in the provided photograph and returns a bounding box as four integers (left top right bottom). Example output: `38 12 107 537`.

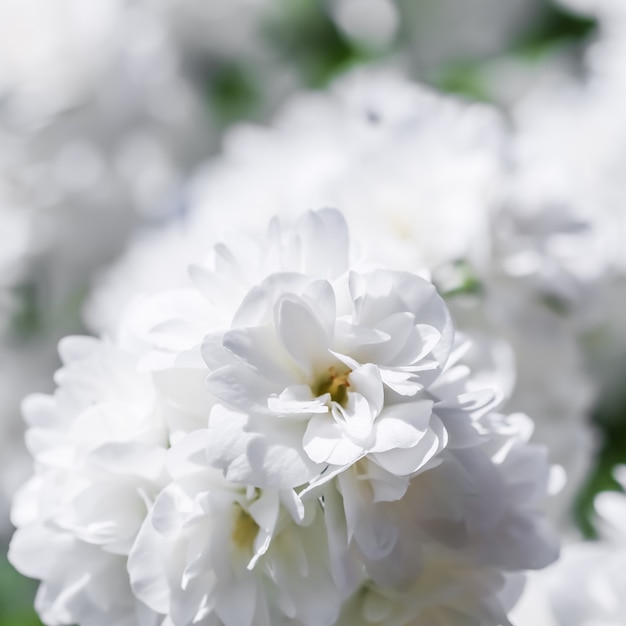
190 69 504 273
501 0 626 436
153 0 274 60
0 0 211 327
337 553 523 626
511 0 626 290
86 69 505 335
512 466 626 625
330 0 399 50
394 0 545 73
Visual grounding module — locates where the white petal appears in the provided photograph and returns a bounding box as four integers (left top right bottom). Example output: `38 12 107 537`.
267 385 329 415
379 367 424 396
57 335 102 365
333 395 376 442
349 364 384 417
233 273 309 328
223 326 296 385
370 400 434 453
87 441 165 481
215 574 258 626
303 413 364 465
275 294 332 376
372 416 445 475
206 405 318 488
295 208 349 279
301 279 337 338
128 515 170 614
206 365 275 415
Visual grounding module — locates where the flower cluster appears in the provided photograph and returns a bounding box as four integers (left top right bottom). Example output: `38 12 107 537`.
85 70 594 528
10 209 558 625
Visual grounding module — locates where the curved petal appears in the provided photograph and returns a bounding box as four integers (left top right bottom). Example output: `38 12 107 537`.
275 295 332 377
303 414 364 466
370 400 434 453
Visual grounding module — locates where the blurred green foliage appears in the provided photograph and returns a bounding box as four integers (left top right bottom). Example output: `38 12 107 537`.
265 0 368 87
8 284 44 343
0 552 40 626
515 1 596 54
209 63 261 125
575 382 626 538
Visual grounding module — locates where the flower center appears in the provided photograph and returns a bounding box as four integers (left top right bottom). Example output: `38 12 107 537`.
232 506 259 551
314 366 352 406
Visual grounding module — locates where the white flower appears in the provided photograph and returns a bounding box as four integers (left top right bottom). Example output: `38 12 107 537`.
154 0 274 60
202 268 455 485
336 553 523 626
332 412 558 625
396 0 544 73
190 69 504 273
122 208 558 614
511 466 626 626
330 0 399 50
128 442 342 626
12 207 559 626
9 336 168 626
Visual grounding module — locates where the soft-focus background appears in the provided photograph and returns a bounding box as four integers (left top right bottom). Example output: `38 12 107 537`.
1 0 625 624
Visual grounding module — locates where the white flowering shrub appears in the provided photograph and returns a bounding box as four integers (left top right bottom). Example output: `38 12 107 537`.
5 2 626 624
10 209 558 626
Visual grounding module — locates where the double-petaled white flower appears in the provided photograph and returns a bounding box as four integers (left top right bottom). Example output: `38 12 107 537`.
118 208 558 617
11 208 559 626
128 444 342 626
202 267 456 487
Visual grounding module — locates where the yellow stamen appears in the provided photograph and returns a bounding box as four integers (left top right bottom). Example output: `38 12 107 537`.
315 366 352 406
232 506 259 551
